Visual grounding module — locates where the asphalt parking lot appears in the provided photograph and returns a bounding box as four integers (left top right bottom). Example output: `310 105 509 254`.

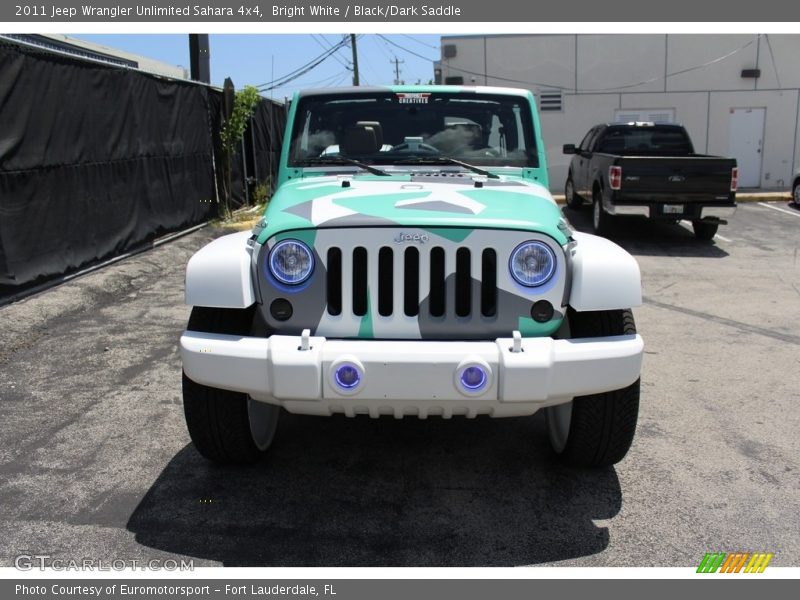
1 200 798 567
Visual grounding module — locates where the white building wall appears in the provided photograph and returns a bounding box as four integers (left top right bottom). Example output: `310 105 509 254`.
707 90 800 188
486 35 575 90
756 35 800 90
439 33 800 190
665 35 758 92
578 35 666 94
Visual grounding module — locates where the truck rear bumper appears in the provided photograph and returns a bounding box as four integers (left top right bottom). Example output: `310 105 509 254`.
699 205 737 219
613 205 650 217
180 331 644 418
609 202 736 220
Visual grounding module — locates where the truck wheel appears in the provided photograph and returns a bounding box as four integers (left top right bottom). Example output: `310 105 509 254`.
545 308 640 468
692 221 719 241
565 177 583 209
592 189 613 235
182 306 280 464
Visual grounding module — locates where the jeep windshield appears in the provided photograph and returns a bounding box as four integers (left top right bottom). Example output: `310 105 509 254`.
288 90 539 170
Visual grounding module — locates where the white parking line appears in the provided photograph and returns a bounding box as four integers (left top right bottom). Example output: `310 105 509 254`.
715 233 733 243
757 202 800 218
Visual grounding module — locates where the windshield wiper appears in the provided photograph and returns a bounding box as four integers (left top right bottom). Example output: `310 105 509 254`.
297 156 390 177
395 157 500 179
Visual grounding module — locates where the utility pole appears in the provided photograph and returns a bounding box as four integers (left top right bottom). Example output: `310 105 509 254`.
391 57 405 85
188 34 210 83
350 34 360 86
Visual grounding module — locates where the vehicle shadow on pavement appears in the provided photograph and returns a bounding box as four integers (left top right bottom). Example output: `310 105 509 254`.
563 207 730 258
127 411 622 566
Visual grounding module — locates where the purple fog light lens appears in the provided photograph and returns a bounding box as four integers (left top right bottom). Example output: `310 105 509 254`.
460 366 487 391
334 364 361 389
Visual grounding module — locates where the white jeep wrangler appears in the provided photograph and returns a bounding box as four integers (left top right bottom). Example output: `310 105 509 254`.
180 86 643 467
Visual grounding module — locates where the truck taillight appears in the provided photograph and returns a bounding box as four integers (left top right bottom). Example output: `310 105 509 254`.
609 166 622 190
730 167 738 192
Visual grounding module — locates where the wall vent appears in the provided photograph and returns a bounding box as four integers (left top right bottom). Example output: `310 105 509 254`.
614 109 676 123
539 90 563 112
443 44 457 58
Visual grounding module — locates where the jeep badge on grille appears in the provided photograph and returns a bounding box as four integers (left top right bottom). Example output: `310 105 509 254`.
394 232 430 244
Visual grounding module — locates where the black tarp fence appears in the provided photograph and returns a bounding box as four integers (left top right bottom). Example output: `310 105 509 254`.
0 39 285 287
248 96 286 196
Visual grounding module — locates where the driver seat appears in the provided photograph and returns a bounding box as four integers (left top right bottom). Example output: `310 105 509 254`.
355 121 384 148
341 123 380 156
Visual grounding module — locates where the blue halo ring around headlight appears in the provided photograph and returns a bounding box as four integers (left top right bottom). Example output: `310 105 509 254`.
268 239 314 285
509 241 556 287
334 363 362 390
459 365 488 391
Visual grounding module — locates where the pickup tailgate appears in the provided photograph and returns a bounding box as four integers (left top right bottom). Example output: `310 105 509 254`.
615 156 736 202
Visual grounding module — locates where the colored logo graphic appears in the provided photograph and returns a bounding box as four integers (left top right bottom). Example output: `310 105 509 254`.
697 552 773 573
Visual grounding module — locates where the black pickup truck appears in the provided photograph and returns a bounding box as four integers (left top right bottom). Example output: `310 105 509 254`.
563 123 737 240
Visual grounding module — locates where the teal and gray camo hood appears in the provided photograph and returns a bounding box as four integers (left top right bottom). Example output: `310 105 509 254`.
254 173 569 246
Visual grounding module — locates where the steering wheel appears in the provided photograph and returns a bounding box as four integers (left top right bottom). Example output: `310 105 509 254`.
389 142 440 154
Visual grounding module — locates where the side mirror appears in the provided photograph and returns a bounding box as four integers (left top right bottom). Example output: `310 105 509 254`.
563 144 577 155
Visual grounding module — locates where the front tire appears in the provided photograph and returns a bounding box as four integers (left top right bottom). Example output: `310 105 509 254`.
182 306 280 464
692 221 719 241
545 308 640 468
792 179 800 206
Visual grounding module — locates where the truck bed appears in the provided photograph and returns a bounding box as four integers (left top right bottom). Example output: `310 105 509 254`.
606 154 737 204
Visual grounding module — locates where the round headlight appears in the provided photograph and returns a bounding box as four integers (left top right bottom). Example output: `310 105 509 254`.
509 241 556 287
268 239 314 285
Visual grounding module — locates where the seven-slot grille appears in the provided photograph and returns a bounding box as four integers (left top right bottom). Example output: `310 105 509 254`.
325 246 498 319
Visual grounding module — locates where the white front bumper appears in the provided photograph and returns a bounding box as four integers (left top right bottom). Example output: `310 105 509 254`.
180 332 643 419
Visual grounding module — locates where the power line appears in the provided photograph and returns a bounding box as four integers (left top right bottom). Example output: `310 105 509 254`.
355 43 384 85
330 72 351 87
577 36 758 92
256 48 343 90
442 63 591 90
267 68 352 99
377 34 436 62
763 34 782 89
372 36 395 62
311 34 351 71
254 37 349 91
400 34 440 51
433 39 597 89
293 69 352 89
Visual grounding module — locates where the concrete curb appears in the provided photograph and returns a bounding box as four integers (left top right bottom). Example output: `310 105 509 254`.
552 192 791 204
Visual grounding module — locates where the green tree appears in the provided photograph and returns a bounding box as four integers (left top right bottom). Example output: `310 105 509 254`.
219 84 261 218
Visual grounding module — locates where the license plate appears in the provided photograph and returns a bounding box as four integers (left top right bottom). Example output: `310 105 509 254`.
663 204 684 215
